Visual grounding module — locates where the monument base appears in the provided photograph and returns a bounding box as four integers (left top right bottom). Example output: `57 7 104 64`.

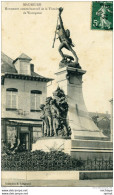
32 137 112 161
72 129 109 141
71 139 113 160
32 137 71 154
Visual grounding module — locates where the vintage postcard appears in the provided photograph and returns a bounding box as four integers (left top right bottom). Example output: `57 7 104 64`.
1 1 113 187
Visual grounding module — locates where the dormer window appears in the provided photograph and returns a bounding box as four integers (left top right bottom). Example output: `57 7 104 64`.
13 53 32 75
6 88 18 110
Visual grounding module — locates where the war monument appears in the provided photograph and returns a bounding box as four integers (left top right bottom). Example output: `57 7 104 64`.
33 7 113 161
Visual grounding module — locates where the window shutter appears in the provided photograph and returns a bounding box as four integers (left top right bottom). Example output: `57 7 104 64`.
36 94 40 110
31 94 35 110
30 91 42 110
12 92 17 108
6 89 18 109
6 91 11 108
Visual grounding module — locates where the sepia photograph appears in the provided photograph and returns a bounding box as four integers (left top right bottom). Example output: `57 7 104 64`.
1 1 113 187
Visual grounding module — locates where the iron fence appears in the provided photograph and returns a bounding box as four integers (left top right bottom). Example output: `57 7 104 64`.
1 151 113 171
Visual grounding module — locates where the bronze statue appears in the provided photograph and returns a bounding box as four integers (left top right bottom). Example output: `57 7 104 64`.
52 7 81 69
53 87 71 137
50 99 60 136
40 104 47 136
44 97 53 137
40 87 71 138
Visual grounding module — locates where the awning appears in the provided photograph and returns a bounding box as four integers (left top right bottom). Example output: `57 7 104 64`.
8 119 42 125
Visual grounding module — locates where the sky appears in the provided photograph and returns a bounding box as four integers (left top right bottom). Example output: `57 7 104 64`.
2 1 113 113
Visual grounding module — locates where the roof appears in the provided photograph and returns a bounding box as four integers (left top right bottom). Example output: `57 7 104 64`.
1 52 54 83
1 52 17 73
13 53 32 64
1 62 17 74
31 71 45 78
1 73 53 85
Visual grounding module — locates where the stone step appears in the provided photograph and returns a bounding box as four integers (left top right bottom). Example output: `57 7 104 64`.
2 171 112 182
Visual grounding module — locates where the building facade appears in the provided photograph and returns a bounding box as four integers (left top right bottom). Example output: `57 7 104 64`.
1 52 52 151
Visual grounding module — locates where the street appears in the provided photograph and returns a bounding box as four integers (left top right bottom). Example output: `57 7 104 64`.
2 179 113 187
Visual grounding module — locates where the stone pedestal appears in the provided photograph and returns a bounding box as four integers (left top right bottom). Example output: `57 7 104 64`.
55 67 106 140
32 137 71 154
71 139 113 160
55 66 112 160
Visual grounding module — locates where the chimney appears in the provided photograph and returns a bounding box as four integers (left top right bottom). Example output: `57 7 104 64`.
30 64 34 73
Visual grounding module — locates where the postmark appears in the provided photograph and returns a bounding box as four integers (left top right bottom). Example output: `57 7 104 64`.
91 1 113 30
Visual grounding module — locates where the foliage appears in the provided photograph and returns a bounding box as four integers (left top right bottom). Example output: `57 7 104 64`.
1 150 84 171
2 150 113 171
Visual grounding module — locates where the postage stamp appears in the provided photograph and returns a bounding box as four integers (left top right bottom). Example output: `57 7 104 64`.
91 1 113 30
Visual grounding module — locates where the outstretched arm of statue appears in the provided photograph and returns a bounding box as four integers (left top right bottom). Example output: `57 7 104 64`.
58 7 65 32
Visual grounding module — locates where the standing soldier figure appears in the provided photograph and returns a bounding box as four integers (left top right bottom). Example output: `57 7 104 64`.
50 99 60 136
44 97 53 137
55 7 79 64
40 104 47 136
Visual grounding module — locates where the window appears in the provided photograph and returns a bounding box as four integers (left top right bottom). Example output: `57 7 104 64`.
30 90 42 111
7 126 17 148
6 88 18 110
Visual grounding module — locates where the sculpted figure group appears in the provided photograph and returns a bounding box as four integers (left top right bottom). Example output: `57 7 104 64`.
40 87 71 137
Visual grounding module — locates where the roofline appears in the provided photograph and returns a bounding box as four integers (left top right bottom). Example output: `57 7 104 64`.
2 51 13 63
13 57 32 64
1 73 54 85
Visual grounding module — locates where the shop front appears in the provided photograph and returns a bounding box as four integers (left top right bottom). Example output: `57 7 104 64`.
1 119 43 152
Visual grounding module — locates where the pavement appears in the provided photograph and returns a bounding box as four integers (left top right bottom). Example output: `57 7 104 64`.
2 179 113 187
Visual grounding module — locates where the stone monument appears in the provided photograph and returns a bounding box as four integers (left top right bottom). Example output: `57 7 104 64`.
52 7 113 160
33 7 112 160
